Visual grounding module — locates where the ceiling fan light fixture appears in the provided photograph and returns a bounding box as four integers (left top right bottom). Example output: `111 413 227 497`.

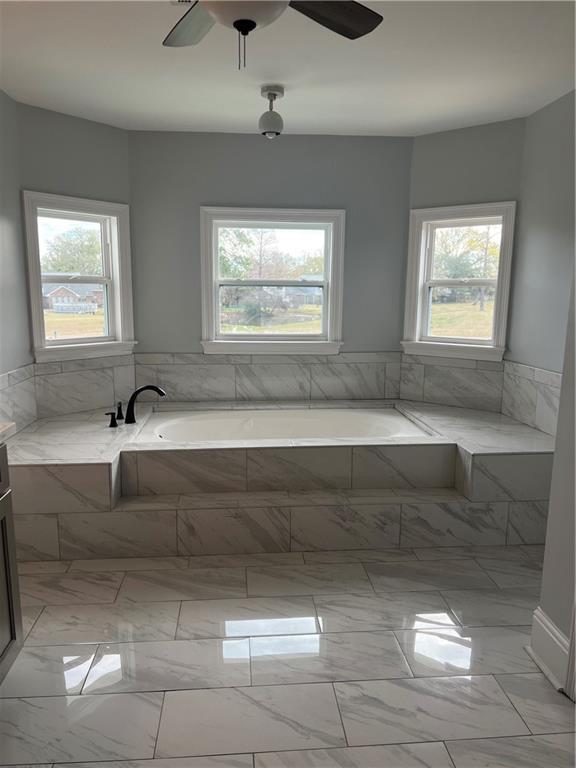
258 85 285 139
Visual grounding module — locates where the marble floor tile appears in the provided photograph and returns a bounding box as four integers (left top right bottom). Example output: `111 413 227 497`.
365 559 495 592
495 673 576 734
475 557 543 588
155 684 346 757
247 563 373 596
69 557 189 571
20 606 43 638
441 587 540 627
116 567 247 602
413 545 530 561
446 732 575 768
395 626 537 677
177 596 319 639
19 571 124 606
314 592 458 633
82 638 250 694
25 602 180 645
53 758 253 768
335 676 530 745
188 552 305 568
303 549 417 564
0 692 163 763
0 645 97 697
18 560 71 574
255 742 454 767
251 631 411 685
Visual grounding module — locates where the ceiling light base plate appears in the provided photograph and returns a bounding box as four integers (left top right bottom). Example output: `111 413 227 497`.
261 85 284 100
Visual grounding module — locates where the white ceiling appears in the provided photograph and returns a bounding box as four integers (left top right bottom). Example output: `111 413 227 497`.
1 1 574 135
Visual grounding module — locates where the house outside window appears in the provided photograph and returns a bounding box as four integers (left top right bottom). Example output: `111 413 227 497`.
200 207 345 354
23 191 135 362
402 202 516 361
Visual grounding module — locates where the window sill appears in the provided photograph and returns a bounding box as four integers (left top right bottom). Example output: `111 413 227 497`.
35 341 136 363
202 340 343 355
401 340 504 361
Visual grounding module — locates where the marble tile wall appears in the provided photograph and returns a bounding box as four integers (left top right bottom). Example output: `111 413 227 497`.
13 495 549 560
0 363 37 435
501 361 562 435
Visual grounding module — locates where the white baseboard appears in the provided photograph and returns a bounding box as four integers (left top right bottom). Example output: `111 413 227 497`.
529 606 571 691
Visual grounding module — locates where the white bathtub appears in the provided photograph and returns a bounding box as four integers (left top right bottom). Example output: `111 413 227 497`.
140 408 428 443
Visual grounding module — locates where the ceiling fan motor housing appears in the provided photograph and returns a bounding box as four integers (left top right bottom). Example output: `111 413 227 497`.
202 1 289 30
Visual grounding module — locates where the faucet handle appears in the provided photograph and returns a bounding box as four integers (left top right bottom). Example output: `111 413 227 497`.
106 412 118 428
116 401 125 421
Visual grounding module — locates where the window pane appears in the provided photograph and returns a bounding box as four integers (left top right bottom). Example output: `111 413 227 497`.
43 282 109 341
428 285 495 340
431 223 502 279
38 215 104 276
219 285 323 335
217 225 327 280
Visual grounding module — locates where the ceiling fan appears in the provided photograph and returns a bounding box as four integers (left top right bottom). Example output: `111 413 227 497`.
163 1 383 52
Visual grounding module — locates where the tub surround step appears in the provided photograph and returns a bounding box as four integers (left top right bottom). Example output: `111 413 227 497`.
114 488 468 512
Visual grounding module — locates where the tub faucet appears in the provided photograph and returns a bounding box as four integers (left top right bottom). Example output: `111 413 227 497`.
125 385 166 424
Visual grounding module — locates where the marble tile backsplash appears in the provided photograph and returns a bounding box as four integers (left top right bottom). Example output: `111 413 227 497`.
0 351 563 436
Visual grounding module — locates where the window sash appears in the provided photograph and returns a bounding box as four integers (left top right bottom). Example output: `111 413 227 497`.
215 281 327 340
419 279 498 345
42 281 115 347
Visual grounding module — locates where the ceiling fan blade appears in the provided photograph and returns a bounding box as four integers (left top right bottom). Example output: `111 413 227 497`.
289 1 382 39
163 1 215 47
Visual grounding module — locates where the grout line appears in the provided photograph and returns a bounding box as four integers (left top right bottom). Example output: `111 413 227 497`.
330 681 349 747
152 691 167 758
492 674 535 734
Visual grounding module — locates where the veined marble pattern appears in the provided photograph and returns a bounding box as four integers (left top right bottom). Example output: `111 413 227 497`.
290 504 401 551
335 676 529 745
0 645 97 697
236 364 311 400
177 507 290 555
468 453 553 502
136 449 247 494
303 548 417 564
364 559 495 592
507 501 549 545
177 596 319 639
10 463 111 515
423 366 503 412
59 509 178 559
441 588 540 627
55 758 253 768
351 444 455 489
446 733 575 768
35 369 116 418
250 631 412 685
310 363 387 399
83 638 250 694
155 684 346 757
19 571 123 606
400 501 508 547
247 563 372 596
14 514 60 561
20 605 44 638
400 363 425 401
395 626 537 676
314 591 458 633
247 447 352 491
25 602 181 645
116 567 247 602
255 743 454 768
501 361 562 436
495 673 576 734
0 376 37 433
475 557 542 588
0 693 163 763
154 363 237 401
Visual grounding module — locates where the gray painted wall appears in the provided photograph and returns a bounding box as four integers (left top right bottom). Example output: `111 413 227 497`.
507 92 575 371
129 132 412 352
0 92 31 373
409 118 525 208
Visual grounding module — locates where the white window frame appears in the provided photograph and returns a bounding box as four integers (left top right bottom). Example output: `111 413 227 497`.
402 202 516 361
200 207 345 354
23 191 135 362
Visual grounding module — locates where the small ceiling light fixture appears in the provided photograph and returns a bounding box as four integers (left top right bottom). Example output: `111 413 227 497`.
258 85 284 139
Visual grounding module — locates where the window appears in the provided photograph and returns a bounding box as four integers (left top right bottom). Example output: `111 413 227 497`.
402 202 516 360
23 191 134 361
200 207 345 354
